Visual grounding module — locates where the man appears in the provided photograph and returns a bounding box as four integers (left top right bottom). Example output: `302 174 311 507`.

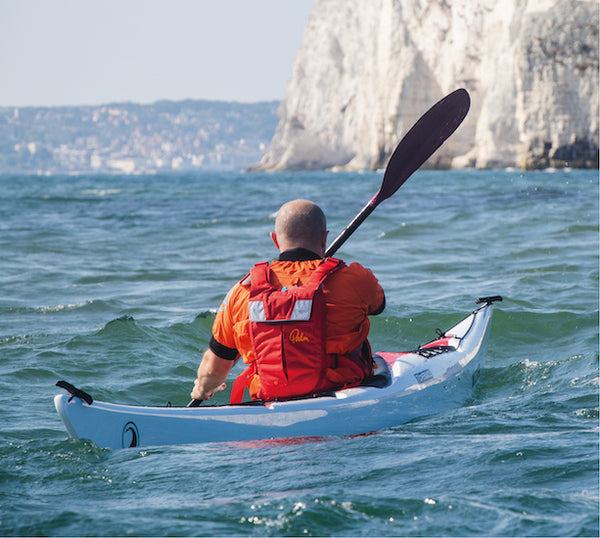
191 199 385 403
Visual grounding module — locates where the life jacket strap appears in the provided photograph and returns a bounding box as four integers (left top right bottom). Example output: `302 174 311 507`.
230 365 253 404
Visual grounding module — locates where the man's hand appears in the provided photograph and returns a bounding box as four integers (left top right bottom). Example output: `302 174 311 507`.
191 378 226 401
190 348 234 401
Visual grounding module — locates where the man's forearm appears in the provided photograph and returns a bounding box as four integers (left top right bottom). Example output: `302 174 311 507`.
191 349 234 400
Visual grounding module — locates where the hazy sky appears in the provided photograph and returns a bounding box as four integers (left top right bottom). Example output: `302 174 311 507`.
0 0 314 107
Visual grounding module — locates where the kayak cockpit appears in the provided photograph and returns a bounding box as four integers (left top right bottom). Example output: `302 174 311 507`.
361 354 393 388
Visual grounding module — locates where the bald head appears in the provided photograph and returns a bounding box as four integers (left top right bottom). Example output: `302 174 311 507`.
272 199 328 256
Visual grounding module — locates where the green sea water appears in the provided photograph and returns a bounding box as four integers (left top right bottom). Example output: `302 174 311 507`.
1 169 598 536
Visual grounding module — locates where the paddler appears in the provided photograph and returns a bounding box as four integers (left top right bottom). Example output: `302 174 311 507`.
191 199 385 403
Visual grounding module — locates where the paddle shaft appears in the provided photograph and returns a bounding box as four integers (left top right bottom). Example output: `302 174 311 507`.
325 197 377 257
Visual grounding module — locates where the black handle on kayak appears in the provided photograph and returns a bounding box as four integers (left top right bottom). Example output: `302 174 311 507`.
475 296 503 305
56 380 94 405
187 399 203 407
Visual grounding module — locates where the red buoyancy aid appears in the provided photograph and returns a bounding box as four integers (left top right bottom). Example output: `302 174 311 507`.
230 257 372 403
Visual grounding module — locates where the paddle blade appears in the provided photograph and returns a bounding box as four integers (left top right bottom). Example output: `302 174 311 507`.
373 88 470 206
325 89 470 257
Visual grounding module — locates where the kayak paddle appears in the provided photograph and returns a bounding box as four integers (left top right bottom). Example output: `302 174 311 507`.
325 88 471 257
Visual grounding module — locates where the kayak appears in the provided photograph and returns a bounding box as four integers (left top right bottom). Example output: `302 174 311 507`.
54 296 500 450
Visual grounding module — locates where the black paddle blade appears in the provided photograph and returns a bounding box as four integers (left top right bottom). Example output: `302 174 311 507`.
374 88 470 205
325 89 470 257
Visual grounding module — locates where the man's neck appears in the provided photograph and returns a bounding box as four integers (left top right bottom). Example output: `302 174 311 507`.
278 248 322 262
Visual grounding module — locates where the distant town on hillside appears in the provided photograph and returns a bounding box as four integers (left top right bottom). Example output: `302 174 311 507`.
0 100 279 175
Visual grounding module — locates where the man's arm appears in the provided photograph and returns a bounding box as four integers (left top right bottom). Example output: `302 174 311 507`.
361 264 385 316
191 348 235 401
370 293 386 316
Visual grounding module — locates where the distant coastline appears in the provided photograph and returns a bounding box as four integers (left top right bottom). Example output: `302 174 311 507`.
0 100 279 175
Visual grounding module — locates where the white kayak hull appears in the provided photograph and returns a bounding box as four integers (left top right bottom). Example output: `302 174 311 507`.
55 299 497 449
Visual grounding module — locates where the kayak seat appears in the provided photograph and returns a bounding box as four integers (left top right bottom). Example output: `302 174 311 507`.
361 354 392 388
361 374 390 388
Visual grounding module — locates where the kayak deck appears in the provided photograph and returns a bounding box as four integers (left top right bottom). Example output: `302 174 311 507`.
54 297 500 449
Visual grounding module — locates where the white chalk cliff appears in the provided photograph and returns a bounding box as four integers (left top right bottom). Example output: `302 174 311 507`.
257 0 598 170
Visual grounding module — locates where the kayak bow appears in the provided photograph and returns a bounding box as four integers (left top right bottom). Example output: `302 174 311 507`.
54 297 500 449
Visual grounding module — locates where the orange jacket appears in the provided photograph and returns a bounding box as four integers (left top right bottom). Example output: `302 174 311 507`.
210 252 385 369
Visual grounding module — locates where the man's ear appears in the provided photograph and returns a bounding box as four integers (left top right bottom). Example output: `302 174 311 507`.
270 231 280 250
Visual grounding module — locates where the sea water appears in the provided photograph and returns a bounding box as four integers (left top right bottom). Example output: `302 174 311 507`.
0 169 598 537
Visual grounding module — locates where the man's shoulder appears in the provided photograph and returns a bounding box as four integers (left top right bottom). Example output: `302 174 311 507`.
219 274 251 308
331 261 383 293
338 261 376 277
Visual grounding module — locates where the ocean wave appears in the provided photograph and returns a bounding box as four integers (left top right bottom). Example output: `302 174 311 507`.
81 189 122 196
36 301 94 313
0 333 50 347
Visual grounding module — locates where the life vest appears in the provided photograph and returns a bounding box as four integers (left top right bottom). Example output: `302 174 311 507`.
229 257 373 403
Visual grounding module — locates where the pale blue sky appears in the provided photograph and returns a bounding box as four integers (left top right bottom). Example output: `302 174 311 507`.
0 0 314 107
